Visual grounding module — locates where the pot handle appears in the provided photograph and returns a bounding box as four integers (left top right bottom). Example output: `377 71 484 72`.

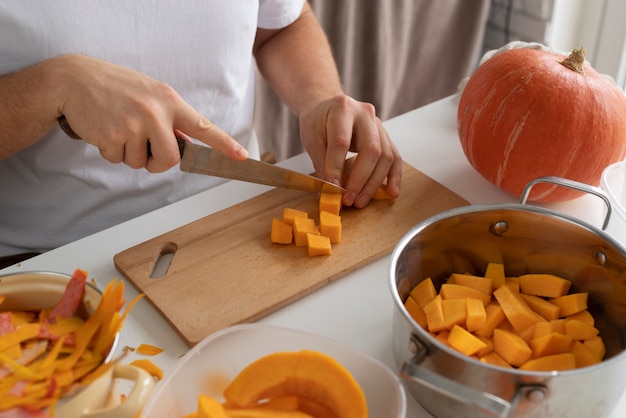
400 335 549 418
519 176 612 230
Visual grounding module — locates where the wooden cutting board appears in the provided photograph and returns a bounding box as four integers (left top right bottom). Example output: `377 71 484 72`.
114 162 469 346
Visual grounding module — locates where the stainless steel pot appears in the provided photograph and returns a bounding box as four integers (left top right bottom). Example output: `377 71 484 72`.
389 178 626 417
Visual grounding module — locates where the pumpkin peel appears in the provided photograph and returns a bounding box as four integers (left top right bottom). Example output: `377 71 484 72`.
222 350 367 418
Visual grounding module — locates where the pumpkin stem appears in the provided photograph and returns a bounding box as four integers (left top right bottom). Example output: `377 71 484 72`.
559 48 586 75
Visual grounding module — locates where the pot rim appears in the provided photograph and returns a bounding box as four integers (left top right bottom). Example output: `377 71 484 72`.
389 202 626 377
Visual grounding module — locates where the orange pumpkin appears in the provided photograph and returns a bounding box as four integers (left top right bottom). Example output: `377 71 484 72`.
457 47 626 202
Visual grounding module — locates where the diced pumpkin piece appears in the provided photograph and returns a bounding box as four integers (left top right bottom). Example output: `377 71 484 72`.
307 233 332 257
480 351 513 368
319 192 343 215
484 262 506 289
442 298 467 330
409 278 437 309
465 298 487 332
293 217 319 247
423 295 446 333
504 278 520 292
371 185 395 200
571 341 602 368
550 292 588 317
222 350 367 418
448 273 493 295
448 325 487 356
271 218 293 245
493 284 546 333
565 309 596 326
475 335 494 357
583 336 606 360
404 296 427 329
493 329 532 367
564 319 599 340
440 284 490 305
474 304 505 338
532 322 554 340
567 310 595 326
319 211 341 244
434 330 451 347
198 394 229 418
520 293 560 321
282 208 308 225
519 274 571 298
530 332 572 358
519 353 576 371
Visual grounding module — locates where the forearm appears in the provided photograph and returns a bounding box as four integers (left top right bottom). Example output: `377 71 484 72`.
254 3 343 118
0 57 67 160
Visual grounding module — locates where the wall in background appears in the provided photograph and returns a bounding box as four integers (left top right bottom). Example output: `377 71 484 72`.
484 0 626 88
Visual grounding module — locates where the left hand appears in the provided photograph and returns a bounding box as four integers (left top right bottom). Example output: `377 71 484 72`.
299 95 402 208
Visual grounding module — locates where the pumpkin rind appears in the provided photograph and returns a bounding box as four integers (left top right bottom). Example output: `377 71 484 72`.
457 47 626 202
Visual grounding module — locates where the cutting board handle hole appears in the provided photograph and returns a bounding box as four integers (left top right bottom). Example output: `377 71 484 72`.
150 243 177 279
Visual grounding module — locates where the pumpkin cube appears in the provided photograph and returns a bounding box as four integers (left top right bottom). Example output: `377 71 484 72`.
474 303 506 338
530 332 572 357
409 277 437 309
423 295 446 333
480 352 513 368
442 298 467 330
484 262 506 289
465 297 487 332
440 283 490 305
448 324 487 356
550 292 588 317
307 233 332 257
282 208 308 225
519 353 576 372
371 185 395 200
293 217 319 247
270 218 293 244
448 273 493 295
493 329 532 367
319 211 341 244
583 335 606 360
567 310 595 326
520 293 561 321
319 192 342 215
564 319 599 340
571 340 601 368
404 296 427 329
519 274 571 298
494 283 546 333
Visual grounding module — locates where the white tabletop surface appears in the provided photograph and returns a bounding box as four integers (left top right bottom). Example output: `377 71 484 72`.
2 94 624 417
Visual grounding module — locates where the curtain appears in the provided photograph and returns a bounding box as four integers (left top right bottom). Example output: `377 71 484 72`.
254 0 491 162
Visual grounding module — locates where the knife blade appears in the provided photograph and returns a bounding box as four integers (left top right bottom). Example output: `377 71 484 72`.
176 139 345 194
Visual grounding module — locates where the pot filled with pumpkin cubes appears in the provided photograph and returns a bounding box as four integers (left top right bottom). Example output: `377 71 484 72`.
389 197 626 417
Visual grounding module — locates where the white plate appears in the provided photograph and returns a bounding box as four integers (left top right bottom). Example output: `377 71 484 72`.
142 324 407 417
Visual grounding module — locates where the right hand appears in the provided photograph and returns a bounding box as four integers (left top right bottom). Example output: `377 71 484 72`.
56 54 247 172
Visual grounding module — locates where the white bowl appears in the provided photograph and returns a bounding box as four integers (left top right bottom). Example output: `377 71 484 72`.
601 160 626 245
142 324 407 417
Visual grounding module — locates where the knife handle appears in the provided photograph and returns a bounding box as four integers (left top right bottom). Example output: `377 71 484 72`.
147 138 186 158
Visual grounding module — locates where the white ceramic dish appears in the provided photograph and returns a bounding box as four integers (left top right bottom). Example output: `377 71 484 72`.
142 324 407 417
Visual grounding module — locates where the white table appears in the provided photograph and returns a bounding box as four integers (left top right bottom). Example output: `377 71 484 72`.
2 95 624 417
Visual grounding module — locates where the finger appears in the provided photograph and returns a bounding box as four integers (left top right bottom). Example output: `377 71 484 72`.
323 102 355 186
174 102 247 161
123 137 150 169
144 129 182 173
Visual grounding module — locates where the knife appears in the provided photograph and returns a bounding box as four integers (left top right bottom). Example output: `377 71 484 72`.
176 138 344 194
57 115 344 194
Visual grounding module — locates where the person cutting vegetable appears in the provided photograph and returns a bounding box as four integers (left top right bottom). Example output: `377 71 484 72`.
0 1 402 266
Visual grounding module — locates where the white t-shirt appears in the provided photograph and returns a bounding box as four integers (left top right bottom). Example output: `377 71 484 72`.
0 0 305 256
